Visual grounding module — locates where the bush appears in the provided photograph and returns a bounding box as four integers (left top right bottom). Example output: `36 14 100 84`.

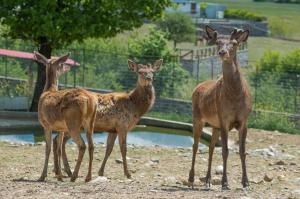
224 9 267 21
269 19 292 38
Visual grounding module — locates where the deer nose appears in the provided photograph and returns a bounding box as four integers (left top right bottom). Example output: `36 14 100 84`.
219 50 226 55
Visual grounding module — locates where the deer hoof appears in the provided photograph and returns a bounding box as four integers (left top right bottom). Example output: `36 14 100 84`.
222 184 230 191
126 173 131 179
85 176 91 182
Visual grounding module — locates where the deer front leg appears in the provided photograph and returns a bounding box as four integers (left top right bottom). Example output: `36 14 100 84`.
61 134 72 177
239 124 249 188
205 128 220 188
220 127 230 190
118 130 131 179
98 132 117 176
188 119 203 188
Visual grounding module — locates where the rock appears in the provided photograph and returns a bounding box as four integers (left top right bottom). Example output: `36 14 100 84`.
278 175 285 181
162 176 177 186
90 176 108 183
211 177 221 185
150 158 159 163
215 165 223 175
182 179 192 186
264 174 273 182
250 178 264 184
115 159 123 164
275 160 286 165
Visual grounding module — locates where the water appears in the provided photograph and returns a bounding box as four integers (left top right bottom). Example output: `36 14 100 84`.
0 126 208 148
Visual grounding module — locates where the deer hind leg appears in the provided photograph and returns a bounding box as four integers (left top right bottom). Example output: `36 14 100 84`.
205 127 220 188
85 131 94 182
239 123 249 188
98 132 117 176
61 134 72 177
220 127 230 190
38 128 52 182
188 118 203 188
55 132 64 181
53 134 59 175
117 130 131 179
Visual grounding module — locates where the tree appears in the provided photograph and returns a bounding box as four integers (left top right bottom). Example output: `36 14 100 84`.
156 12 195 48
0 0 171 111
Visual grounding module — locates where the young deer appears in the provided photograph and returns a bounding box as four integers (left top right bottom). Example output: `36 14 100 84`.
188 26 252 190
35 52 97 182
53 59 163 179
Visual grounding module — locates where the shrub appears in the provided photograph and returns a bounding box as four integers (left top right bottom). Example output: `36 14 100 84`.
224 9 267 21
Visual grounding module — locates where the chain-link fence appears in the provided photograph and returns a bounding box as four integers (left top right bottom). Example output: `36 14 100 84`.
0 39 299 134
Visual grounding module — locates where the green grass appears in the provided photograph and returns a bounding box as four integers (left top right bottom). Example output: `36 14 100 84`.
200 0 300 40
248 37 300 62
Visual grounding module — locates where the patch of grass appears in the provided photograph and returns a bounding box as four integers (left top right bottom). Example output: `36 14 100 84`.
248 37 300 62
200 0 300 40
145 111 192 123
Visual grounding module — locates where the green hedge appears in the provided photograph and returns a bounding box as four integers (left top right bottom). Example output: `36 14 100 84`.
224 9 267 22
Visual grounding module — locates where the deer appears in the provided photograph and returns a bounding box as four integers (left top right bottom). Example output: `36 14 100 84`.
52 59 163 179
35 52 98 182
188 26 252 190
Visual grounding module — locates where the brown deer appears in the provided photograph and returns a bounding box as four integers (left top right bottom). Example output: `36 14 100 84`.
188 26 252 190
35 52 98 182
52 59 163 179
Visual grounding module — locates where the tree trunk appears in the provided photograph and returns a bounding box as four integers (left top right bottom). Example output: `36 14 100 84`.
29 37 52 112
173 40 177 49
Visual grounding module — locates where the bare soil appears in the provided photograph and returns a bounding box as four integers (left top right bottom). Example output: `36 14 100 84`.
0 129 299 199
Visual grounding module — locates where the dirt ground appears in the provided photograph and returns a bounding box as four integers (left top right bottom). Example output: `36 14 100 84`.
0 128 299 199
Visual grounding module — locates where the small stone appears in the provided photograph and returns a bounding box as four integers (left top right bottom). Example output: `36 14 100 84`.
211 177 221 185
215 165 223 175
150 158 159 163
115 159 123 164
275 160 285 165
278 175 285 181
264 174 273 182
90 176 108 183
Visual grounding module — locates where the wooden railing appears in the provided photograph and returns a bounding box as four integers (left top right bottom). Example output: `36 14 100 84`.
178 42 248 60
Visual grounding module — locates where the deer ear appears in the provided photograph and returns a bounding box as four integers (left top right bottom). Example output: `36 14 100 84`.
128 59 137 72
205 25 218 45
53 52 71 65
236 30 249 43
57 64 70 76
152 59 163 72
230 28 244 40
34 51 48 66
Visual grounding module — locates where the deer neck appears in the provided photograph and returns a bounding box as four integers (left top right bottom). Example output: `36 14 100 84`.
129 83 155 117
221 53 244 95
43 69 58 92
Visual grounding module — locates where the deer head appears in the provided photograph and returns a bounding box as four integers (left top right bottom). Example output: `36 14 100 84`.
127 59 163 86
34 52 71 77
205 25 249 62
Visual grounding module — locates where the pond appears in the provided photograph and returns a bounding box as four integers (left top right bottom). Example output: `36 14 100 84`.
0 126 208 148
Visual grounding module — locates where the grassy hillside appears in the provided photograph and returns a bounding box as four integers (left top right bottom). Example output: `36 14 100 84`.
200 0 300 40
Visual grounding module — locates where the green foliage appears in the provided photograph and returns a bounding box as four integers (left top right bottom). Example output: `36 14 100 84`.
156 12 195 48
127 28 189 97
256 50 281 72
269 19 292 38
0 0 172 49
224 9 267 21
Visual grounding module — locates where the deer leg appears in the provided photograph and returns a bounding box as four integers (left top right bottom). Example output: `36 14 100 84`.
239 124 249 188
85 132 94 182
55 132 64 181
118 131 131 179
188 119 203 188
205 128 220 188
53 134 59 176
61 134 72 177
98 133 117 176
220 128 230 190
69 131 86 182
38 129 52 182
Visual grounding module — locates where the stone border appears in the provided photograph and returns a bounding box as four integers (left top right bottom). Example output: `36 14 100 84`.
0 111 217 145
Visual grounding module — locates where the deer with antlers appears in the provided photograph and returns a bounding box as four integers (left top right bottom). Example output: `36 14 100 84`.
188 26 252 190
52 59 163 179
35 52 97 182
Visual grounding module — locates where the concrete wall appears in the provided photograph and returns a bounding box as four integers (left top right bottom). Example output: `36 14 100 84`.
0 97 28 111
197 20 268 37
